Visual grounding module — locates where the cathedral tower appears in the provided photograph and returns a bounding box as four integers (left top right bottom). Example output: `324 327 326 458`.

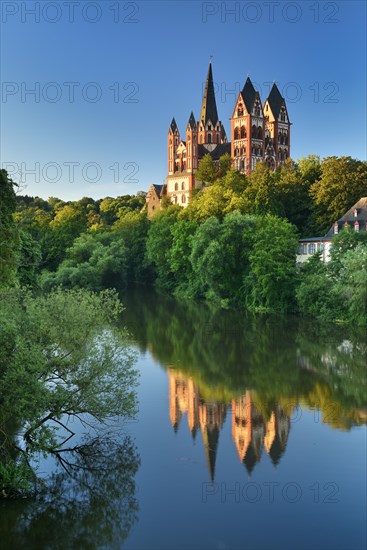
263 83 291 170
230 77 264 176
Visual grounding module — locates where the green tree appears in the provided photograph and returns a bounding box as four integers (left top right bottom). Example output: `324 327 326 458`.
335 244 367 325
0 170 18 286
310 156 367 231
16 231 42 287
194 154 217 185
41 232 129 291
168 218 199 294
275 158 313 233
146 206 181 289
0 287 138 494
244 162 281 215
244 215 299 312
185 169 247 221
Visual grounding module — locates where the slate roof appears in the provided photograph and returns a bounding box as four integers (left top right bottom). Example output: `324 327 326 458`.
187 111 196 129
199 63 219 126
325 197 367 237
266 83 284 119
198 143 231 161
240 77 257 113
151 184 166 198
170 117 178 133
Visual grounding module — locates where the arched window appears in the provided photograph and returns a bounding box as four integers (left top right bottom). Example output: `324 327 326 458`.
181 182 185 190
237 104 243 116
251 125 257 138
207 133 212 144
241 160 245 170
175 182 178 191
240 147 245 155
234 127 240 140
182 194 186 204
234 147 239 157
217 133 220 143
257 127 263 140
240 126 246 138
212 133 216 144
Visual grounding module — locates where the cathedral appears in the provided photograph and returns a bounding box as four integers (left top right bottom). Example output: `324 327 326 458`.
146 63 291 214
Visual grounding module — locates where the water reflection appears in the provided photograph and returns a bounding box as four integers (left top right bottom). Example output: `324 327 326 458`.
0 435 140 550
169 369 292 478
121 286 367 467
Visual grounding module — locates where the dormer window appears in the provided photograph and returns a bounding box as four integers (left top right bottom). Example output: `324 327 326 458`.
354 208 358 217
334 223 338 234
208 124 212 131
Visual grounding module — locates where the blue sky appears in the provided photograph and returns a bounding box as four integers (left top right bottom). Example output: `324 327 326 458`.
1 0 366 200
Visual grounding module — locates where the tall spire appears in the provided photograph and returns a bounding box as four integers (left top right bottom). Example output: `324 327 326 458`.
200 63 219 126
266 83 284 118
170 117 178 132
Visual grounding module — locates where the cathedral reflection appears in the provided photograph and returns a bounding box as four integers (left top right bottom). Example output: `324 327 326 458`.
168 369 292 479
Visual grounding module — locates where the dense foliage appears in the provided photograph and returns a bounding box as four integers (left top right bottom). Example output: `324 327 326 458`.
0 287 138 495
1 153 366 316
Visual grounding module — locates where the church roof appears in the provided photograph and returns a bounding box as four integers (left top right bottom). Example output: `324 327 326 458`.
202 425 220 482
188 111 196 129
241 77 257 113
199 63 219 126
151 184 166 198
198 143 231 161
266 83 284 118
170 117 178 132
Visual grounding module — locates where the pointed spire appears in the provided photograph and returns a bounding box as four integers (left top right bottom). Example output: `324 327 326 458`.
200 63 219 126
170 117 178 132
187 111 196 129
241 77 257 113
201 426 220 482
266 83 284 118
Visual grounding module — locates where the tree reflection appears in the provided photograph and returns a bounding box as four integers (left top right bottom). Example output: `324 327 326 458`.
121 287 367 430
0 434 139 549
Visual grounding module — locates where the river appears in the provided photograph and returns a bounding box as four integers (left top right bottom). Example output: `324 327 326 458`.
1 288 366 549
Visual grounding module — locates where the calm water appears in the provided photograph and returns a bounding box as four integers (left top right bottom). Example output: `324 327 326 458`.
1 288 366 549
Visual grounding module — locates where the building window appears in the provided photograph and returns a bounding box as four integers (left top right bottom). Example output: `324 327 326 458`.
240 126 246 138
334 223 338 234
234 127 240 140
308 244 316 254
317 243 324 252
354 221 360 231
251 125 257 138
208 133 212 144
217 133 220 143
182 194 186 204
181 182 185 190
174 182 178 191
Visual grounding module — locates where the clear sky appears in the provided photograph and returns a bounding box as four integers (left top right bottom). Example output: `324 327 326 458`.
1 0 366 201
